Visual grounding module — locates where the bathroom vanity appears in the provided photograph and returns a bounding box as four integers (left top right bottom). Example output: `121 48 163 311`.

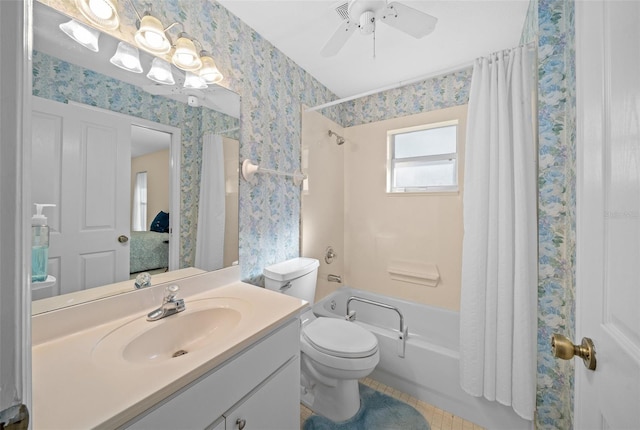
31 267 307 429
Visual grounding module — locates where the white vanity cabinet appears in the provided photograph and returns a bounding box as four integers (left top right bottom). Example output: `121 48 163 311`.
124 318 301 430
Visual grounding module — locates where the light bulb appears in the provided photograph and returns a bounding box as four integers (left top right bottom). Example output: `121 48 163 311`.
88 0 113 20
72 26 94 43
143 31 164 49
177 52 195 64
121 55 138 70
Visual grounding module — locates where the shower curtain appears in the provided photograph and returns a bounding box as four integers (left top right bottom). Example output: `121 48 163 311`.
195 133 226 271
131 172 147 231
459 45 537 420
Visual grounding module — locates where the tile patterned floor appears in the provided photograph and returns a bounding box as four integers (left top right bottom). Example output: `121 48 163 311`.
300 377 485 430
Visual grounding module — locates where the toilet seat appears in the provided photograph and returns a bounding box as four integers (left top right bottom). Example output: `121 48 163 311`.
302 318 378 358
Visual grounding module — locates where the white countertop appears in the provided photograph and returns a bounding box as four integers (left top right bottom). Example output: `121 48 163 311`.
32 273 307 429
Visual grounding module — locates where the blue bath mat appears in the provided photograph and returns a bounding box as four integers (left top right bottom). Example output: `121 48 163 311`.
303 384 430 430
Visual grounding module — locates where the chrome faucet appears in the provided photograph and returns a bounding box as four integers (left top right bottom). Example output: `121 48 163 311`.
147 285 185 322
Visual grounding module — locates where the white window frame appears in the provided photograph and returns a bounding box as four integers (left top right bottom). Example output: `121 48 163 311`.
386 119 459 194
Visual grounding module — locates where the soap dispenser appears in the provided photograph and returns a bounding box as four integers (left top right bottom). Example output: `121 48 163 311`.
32 203 55 283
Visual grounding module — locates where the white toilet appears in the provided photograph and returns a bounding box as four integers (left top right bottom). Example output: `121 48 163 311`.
264 257 379 422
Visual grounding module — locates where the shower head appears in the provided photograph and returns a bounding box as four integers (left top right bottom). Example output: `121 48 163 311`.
328 130 345 145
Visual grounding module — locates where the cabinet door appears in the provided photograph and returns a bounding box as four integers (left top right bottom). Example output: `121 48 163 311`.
225 357 300 430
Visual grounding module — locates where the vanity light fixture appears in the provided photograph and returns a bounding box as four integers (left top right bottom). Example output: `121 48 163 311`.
75 0 120 30
59 19 101 52
198 51 224 84
134 14 172 55
183 71 208 89
110 41 143 73
147 57 175 85
172 33 202 71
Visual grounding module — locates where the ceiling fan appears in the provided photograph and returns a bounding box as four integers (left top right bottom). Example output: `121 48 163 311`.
321 0 437 57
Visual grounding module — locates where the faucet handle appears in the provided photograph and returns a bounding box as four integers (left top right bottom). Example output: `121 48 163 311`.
164 284 180 301
134 272 151 289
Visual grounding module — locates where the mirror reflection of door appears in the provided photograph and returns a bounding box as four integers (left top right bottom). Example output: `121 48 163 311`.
31 97 131 299
129 126 172 277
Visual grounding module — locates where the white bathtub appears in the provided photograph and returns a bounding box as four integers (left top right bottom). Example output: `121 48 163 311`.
313 287 532 430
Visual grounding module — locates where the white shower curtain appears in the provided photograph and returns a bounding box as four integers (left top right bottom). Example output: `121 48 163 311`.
459 45 537 420
132 171 147 231
195 134 226 271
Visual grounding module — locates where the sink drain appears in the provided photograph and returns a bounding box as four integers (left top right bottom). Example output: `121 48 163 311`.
172 349 188 358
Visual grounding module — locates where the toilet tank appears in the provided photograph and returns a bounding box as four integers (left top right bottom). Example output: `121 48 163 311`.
263 257 320 304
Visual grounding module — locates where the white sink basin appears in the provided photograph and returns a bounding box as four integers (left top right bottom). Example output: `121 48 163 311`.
92 298 252 365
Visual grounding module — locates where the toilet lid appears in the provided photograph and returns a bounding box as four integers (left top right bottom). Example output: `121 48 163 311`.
302 318 378 359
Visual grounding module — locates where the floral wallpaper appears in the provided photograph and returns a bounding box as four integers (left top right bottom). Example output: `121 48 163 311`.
32 50 239 269
335 68 473 127
535 0 576 429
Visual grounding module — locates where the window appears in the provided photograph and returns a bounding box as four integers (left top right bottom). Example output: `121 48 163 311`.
387 120 458 193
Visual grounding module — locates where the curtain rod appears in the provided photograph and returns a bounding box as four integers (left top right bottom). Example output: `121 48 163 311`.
305 61 474 112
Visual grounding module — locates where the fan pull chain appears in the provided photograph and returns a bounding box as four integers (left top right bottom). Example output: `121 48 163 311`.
372 19 376 58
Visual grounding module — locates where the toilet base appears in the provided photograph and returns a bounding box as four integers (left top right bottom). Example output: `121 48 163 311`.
301 377 361 422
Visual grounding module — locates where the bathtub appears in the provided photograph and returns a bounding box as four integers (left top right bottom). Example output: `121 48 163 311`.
313 287 532 430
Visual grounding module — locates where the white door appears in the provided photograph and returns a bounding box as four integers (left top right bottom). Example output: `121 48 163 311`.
575 1 640 429
32 97 130 296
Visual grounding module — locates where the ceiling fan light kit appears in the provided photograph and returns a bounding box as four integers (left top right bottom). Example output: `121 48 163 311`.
321 0 438 57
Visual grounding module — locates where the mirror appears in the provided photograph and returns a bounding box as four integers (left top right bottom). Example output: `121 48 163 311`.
31 1 240 311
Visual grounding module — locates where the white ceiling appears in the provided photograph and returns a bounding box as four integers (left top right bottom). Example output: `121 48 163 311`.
218 0 530 98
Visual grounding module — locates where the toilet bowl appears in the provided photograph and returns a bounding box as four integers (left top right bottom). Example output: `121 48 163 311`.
263 258 379 422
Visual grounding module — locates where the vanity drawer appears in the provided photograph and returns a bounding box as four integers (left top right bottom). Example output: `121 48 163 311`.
124 318 300 430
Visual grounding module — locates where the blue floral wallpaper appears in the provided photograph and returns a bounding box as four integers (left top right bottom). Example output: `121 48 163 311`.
335 68 473 127
535 0 576 429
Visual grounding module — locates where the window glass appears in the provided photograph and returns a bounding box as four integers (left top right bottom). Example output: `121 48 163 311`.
387 121 458 193
394 125 457 158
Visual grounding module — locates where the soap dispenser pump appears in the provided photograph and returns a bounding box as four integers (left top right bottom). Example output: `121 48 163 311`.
32 203 55 283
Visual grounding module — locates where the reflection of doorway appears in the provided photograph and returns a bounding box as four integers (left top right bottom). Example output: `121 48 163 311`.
31 97 130 298
31 97 181 299
129 126 172 277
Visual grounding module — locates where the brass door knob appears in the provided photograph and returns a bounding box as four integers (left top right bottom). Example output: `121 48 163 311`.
117 235 129 243
551 334 597 370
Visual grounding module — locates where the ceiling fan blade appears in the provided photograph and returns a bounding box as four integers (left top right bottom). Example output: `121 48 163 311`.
381 2 437 39
321 20 357 57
